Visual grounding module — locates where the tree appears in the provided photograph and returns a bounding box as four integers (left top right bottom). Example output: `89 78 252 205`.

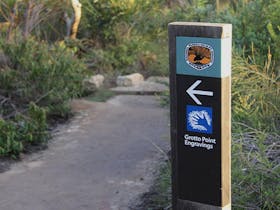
64 0 82 39
0 0 82 40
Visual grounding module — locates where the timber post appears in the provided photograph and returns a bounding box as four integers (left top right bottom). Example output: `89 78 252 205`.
169 22 232 210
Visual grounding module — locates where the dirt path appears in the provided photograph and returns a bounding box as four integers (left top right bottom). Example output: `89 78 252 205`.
0 95 170 210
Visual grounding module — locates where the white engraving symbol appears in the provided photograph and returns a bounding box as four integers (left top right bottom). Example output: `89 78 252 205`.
188 110 212 131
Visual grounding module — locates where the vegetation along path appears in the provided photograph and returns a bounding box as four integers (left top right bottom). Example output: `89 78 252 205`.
0 95 170 210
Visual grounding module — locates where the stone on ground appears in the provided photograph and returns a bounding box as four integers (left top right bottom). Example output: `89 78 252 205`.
83 74 104 92
116 73 144 87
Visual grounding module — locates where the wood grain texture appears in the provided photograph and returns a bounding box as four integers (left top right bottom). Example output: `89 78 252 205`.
221 76 231 206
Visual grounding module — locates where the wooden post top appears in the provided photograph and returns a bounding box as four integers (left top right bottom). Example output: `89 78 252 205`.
168 22 232 39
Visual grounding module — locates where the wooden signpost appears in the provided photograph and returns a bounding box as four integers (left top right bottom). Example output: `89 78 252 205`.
168 22 232 209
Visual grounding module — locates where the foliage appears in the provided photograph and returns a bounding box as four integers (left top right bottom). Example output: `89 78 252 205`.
163 0 280 65
1 38 87 117
158 90 170 108
232 53 279 131
84 39 168 76
80 0 133 43
2 0 279 70
0 37 88 157
0 103 48 158
214 0 280 64
0 0 72 41
80 0 167 43
78 0 171 76
231 53 279 209
232 126 279 209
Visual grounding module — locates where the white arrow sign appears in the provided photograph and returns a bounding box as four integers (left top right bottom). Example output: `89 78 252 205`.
186 80 213 105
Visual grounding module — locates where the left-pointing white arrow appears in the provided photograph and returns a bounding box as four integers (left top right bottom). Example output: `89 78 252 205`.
186 80 213 105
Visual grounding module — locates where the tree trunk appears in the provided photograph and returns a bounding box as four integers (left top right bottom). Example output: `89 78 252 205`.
216 0 231 11
216 0 220 11
167 0 186 7
70 0 82 39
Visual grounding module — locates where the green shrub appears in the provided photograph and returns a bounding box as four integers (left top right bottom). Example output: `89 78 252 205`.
0 103 48 158
85 38 168 76
79 0 170 76
0 37 88 157
214 0 280 64
84 37 140 74
0 119 23 157
0 0 70 41
80 0 137 43
232 127 280 209
232 53 279 132
0 37 88 118
231 53 279 209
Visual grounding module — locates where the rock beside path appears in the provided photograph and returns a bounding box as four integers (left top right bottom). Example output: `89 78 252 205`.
112 74 169 95
82 73 169 95
83 74 104 92
116 73 144 87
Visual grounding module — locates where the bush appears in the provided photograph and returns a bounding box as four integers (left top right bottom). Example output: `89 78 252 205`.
0 0 70 41
215 0 280 64
0 103 48 158
231 53 279 209
80 0 137 43
232 126 280 209
79 0 171 76
232 53 279 131
0 37 88 157
0 37 88 118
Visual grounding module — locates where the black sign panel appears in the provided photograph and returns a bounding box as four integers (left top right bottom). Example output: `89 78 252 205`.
176 74 222 206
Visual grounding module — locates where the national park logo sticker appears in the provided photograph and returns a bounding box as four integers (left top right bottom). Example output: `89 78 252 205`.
185 43 214 71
